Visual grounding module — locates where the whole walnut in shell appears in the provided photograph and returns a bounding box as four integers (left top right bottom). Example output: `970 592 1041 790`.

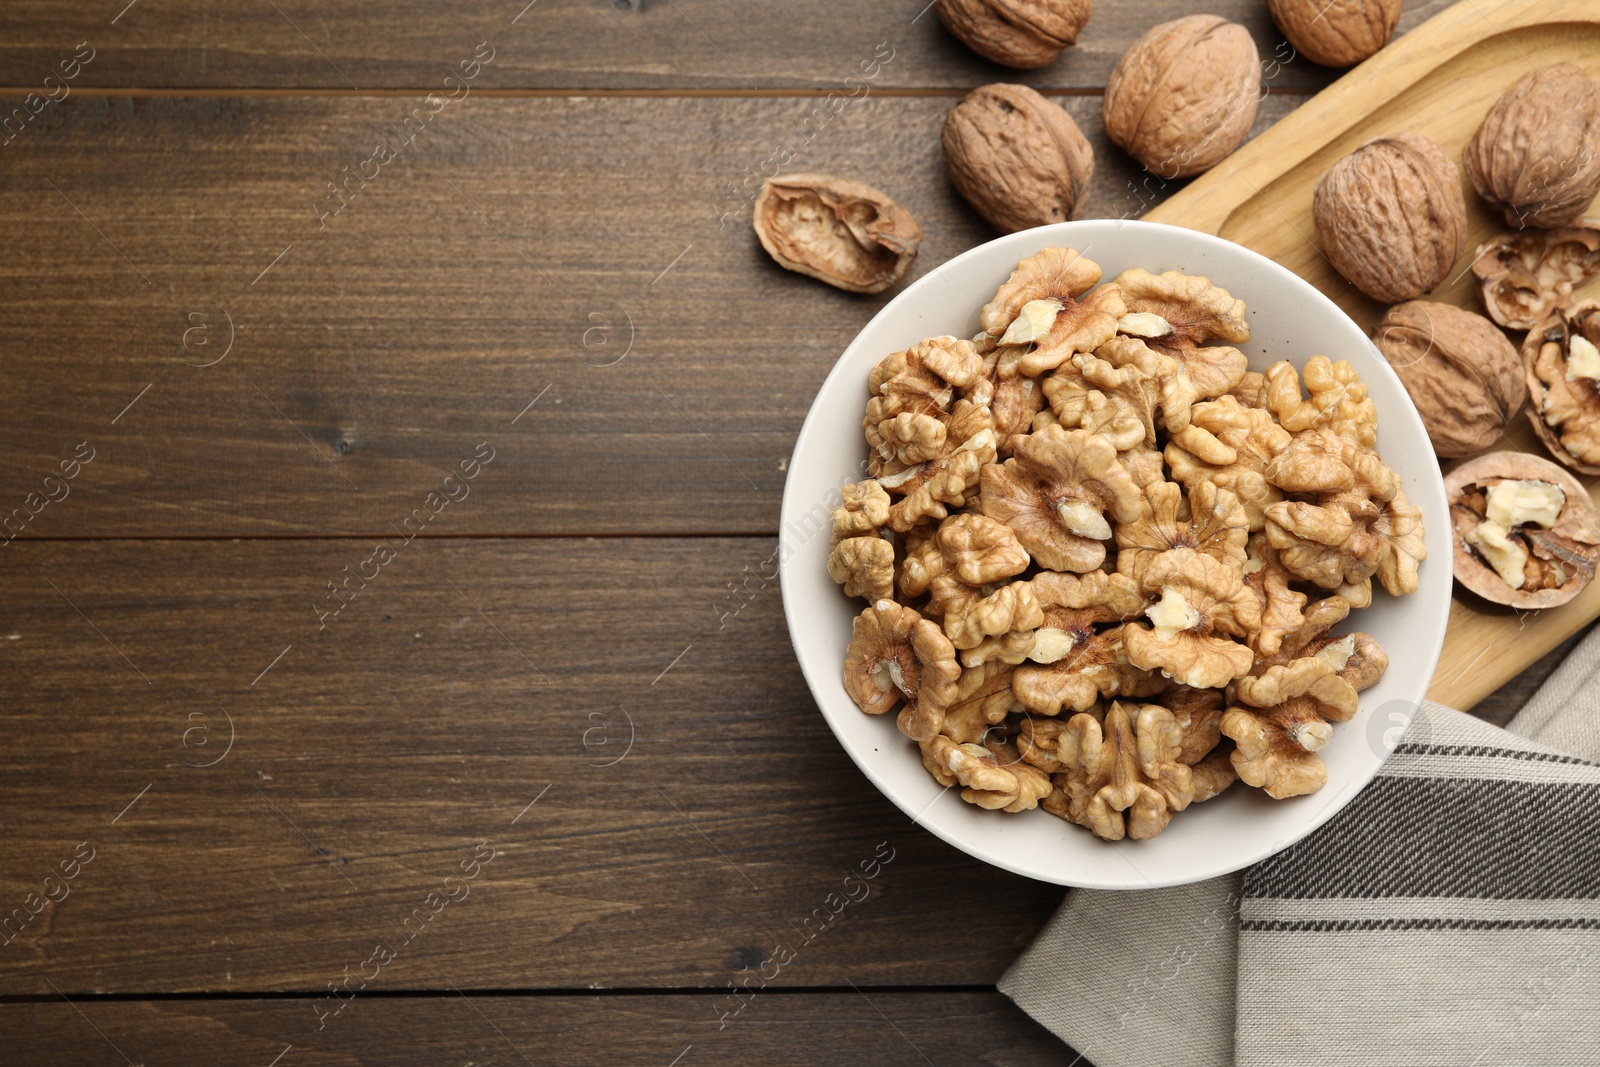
1462 65 1600 230
935 0 1091 69
1372 300 1525 458
1314 133 1466 303
1446 451 1600 610
1102 15 1260 180
944 84 1095 234
753 174 923 294
1266 0 1399 69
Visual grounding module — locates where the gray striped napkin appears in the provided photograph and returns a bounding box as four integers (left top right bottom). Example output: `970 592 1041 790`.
1000 626 1600 1067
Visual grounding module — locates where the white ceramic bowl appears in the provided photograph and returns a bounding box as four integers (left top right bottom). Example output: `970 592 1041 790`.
779 219 1452 889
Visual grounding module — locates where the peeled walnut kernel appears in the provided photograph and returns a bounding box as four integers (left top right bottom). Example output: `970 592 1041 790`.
1472 222 1600 331
753 173 922 294
1462 65 1600 230
1524 301 1600 474
921 734 1054 812
1313 133 1467 303
1113 269 1251 398
1266 0 1399 69
943 84 1095 234
842 600 962 738
1446 451 1600 609
935 0 1091 69
828 246 1428 845
1102 15 1260 180
1046 702 1197 840
1372 300 1525 458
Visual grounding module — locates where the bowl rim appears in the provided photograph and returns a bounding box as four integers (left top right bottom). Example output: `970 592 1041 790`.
778 218 1451 888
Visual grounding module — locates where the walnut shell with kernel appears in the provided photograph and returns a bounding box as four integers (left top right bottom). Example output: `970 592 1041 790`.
753 173 923 294
935 0 1091 69
1462 64 1600 230
1266 0 1399 69
1372 300 1525 458
1472 222 1600 331
943 84 1095 234
1445 451 1600 610
1102 15 1260 180
1313 133 1467 303
1524 300 1600 474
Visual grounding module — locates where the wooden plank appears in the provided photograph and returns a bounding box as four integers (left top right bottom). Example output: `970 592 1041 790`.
0 0 1455 93
0 991 1070 1065
1143 0 1600 711
1468 622 1597 729
0 538 1062 993
0 91 1301 539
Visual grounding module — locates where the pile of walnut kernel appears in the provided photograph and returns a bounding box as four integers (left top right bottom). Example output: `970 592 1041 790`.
828 248 1426 841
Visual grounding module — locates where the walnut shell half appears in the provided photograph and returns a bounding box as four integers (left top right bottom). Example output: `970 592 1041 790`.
1462 64 1600 231
1524 300 1600 474
1313 132 1467 303
1472 221 1600 331
1102 15 1260 180
1372 300 1524 458
753 174 923 294
1445 451 1600 609
1265 0 1399 69
935 0 1091 69
943 84 1095 234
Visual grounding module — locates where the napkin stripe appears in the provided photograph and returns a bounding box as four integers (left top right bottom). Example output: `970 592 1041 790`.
1001 644 1600 1067
1395 742 1593 766
1245 777 1600 901
1240 918 1600 931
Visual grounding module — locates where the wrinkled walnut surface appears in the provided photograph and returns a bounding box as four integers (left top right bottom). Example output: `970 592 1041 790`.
1313 132 1466 303
944 84 1095 234
935 0 1091 69
754 173 923 294
1372 300 1525 458
1463 64 1600 231
1102 15 1260 179
1266 0 1399 68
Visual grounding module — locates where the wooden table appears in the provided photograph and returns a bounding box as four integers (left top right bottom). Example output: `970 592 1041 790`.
1 2 1587 1062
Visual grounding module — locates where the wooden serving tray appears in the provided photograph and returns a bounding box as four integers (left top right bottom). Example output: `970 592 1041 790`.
1145 0 1600 711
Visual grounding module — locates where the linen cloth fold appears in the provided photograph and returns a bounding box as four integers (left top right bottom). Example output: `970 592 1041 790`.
999 626 1600 1067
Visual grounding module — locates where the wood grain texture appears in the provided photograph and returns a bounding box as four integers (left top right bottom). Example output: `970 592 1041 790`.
1468 622 1597 729
1144 0 1600 712
0 538 1061 993
0 92 1301 539
0 0 1450 93
0 992 1070 1066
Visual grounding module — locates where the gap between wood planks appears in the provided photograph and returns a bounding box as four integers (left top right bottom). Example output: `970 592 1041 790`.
8 531 785 541
0 984 1000 1004
0 85 1319 99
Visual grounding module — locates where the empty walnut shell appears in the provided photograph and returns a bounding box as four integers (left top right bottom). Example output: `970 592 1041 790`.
943 83 1094 234
1313 132 1467 303
1472 221 1600 331
1462 64 1600 230
1445 451 1600 609
1265 0 1399 69
935 0 1091 69
1372 301 1525 458
1102 15 1260 180
1523 300 1600 475
753 174 923 294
